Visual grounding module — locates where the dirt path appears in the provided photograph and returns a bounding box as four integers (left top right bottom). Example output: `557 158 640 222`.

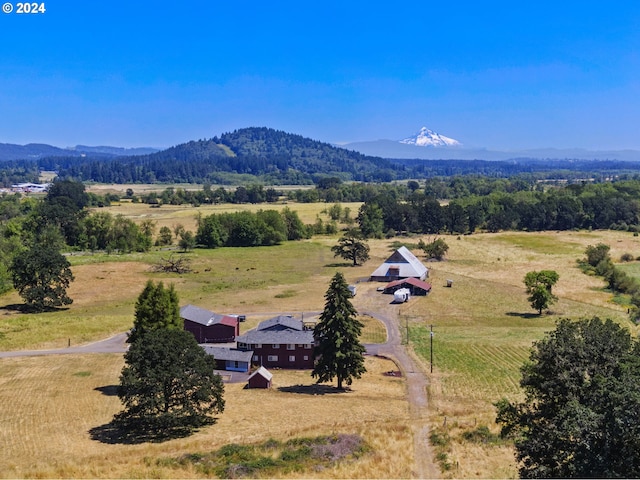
357 286 440 479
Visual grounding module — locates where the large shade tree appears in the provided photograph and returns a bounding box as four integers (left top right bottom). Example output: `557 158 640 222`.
312 272 366 390
331 229 370 266
115 329 225 433
523 270 559 314
10 236 74 312
495 317 640 478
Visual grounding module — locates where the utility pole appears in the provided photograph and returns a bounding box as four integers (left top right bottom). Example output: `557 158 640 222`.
406 316 409 345
430 324 434 373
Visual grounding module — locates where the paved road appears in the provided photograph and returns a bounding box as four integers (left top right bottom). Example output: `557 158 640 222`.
0 332 129 358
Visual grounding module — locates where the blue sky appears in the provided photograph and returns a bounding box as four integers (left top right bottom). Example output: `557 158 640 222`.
1 1 639 150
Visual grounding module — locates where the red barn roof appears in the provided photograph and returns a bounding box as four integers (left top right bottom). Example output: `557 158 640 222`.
385 277 432 292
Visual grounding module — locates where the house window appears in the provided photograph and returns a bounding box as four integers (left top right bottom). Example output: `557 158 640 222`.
253 355 259 362
287 344 295 350
304 344 312 349
268 355 278 362
254 344 262 349
273 344 280 349
303 355 309 361
289 355 295 362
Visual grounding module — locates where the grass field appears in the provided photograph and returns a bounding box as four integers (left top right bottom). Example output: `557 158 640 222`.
1 198 639 478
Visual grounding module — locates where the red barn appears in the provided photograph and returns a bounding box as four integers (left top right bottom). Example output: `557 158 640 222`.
180 304 239 343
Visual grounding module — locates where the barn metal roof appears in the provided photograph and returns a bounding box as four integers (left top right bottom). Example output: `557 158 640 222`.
369 246 428 280
384 277 432 292
180 304 238 327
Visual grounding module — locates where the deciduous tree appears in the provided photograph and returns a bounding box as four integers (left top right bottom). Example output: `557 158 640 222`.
10 237 74 312
523 270 559 314
115 329 225 434
312 272 366 390
331 229 370 266
495 317 640 478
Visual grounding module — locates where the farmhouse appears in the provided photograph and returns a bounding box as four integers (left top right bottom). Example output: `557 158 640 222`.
201 345 253 372
247 366 273 389
180 304 240 343
369 246 428 282
383 277 432 296
236 315 315 369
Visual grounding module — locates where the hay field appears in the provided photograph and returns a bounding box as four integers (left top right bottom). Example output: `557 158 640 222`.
389 230 638 478
0 354 412 479
90 198 360 230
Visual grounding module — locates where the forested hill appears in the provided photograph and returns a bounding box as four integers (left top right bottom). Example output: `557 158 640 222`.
39 127 397 184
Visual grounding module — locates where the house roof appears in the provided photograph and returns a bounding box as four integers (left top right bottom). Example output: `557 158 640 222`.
236 327 314 345
180 304 238 327
248 366 273 382
384 277 432 292
201 346 253 363
370 246 428 279
236 315 314 345
257 315 303 331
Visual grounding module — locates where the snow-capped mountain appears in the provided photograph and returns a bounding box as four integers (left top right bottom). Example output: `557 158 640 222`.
400 127 461 147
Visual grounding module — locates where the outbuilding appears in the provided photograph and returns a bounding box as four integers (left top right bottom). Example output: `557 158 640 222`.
181 304 240 343
247 366 273 389
383 277 432 296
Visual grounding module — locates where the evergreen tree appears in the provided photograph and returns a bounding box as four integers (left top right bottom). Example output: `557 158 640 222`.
312 272 366 390
129 280 181 343
116 329 225 434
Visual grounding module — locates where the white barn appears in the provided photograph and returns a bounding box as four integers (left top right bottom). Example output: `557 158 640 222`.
369 246 428 282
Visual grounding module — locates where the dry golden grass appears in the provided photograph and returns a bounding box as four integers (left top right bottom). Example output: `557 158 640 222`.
92 199 362 230
0 354 411 479
390 230 639 478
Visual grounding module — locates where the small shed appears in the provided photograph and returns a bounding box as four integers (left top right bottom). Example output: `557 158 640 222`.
247 366 273 389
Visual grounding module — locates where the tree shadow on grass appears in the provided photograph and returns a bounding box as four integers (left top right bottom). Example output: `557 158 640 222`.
506 312 541 319
0 303 69 314
89 417 215 445
324 262 354 268
278 384 351 395
94 385 119 396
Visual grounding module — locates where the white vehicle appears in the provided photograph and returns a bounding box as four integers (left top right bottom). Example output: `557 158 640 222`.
393 288 410 303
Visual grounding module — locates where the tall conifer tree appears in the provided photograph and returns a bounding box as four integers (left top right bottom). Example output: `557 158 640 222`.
129 280 181 343
312 272 366 390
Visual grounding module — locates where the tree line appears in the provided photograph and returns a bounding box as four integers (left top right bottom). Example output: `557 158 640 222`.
356 180 640 237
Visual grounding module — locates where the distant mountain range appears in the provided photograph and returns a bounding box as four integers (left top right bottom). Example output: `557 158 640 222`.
2 127 640 185
0 143 159 161
344 126 640 162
